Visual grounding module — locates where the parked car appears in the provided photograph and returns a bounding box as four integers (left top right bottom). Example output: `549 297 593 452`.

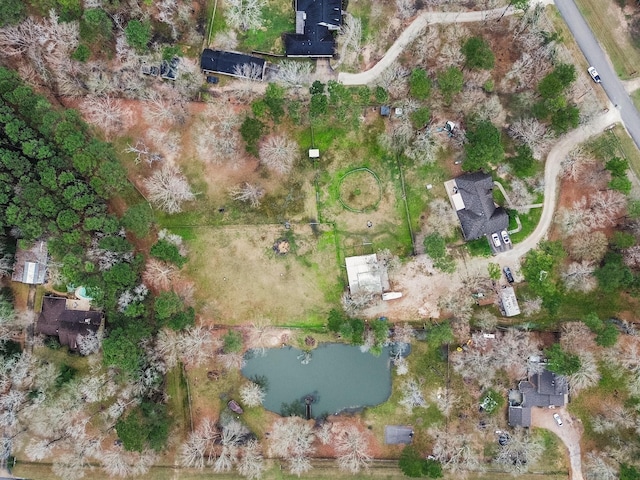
206 75 219 84
503 267 514 283
588 66 601 83
501 230 510 244
491 233 501 248
553 413 563 426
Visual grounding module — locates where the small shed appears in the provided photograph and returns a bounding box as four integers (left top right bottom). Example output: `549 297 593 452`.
308 148 320 159
12 240 48 285
384 426 414 444
345 254 388 295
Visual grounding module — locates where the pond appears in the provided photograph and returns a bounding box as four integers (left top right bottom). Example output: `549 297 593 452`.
241 343 393 418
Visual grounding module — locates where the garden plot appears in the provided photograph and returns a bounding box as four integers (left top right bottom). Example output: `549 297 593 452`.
185 224 340 325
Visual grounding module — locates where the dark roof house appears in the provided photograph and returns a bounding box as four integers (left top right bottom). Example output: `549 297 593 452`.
452 172 509 240
508 368 569 427
36 296 103 350
200 49 266 80
12 240 48 285
285 0 342 57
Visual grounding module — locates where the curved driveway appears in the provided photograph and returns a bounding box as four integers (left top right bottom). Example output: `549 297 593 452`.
338 0 554 86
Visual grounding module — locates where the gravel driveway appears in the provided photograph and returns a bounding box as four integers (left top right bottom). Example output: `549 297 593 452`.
531 406 584 480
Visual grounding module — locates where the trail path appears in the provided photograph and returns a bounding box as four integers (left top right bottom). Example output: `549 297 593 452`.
338 0 555 86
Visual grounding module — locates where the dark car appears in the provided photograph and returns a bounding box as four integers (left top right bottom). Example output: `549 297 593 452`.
503 267 514 283
206 75 219 84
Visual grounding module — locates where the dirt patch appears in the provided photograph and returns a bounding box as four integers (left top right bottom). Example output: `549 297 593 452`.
186 224 340 325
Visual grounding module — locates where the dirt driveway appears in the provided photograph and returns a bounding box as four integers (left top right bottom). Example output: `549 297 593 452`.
531 406 584 480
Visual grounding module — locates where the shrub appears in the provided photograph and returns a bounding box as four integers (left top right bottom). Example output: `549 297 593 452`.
223 330 243 353
409 68 432 100
125 20 152 53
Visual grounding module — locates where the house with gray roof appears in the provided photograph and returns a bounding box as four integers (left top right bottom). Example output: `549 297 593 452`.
285 0 342 57
200 49 266 80
508 368 569 427
449 172 509 241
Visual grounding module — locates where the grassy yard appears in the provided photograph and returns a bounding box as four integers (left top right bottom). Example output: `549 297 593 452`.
238 0 293 54
184 224 342 325
166 365 191 435
574 0 640 79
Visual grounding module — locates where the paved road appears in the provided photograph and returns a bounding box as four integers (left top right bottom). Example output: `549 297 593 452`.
554 0 640 152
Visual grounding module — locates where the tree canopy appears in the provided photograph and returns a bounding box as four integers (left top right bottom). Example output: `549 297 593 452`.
463 120 504 171
462 37 495 70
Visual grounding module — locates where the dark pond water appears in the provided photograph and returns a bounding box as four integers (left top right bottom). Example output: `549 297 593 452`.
241 343 392 417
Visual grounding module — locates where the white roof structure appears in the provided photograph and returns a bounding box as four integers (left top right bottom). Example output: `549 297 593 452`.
345 254 384 295
308 148 320 158
12 241 48 285
500 286 521 317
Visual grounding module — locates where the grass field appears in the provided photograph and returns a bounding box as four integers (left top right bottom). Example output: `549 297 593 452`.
575 0 640 79
184 224 342 325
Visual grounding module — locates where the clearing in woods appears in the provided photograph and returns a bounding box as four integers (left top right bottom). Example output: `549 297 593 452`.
185 224 342 325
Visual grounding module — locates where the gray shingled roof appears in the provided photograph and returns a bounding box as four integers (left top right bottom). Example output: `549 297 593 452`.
285 0 342 57
200 50 265 79
508 369 569 427
508 405 531 428
454 172 509 240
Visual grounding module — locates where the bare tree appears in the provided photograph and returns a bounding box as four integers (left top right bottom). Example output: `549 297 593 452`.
584 452 618 480
569 352 600 394
392 323 415 344
237 439 265 480
474 310 498 331
269 417 315 477
561 322 596 354
406 131 438 166
225 0 266 31
337 14 362 68
195 109 241 166
494 427 544 474
259 135 299 175
335 426 371 474
80 96 132 138
142 259 179 291
229 183 265 208
179 418 218 468
509 178 534 210
568 231 608 262
233 62 264 81
399 378 427 413
76 329 103 356
508 117 548 157
556 201 590 236
274 60 312 88
219 353 246 371
425 198 459 238
143 164 196 214
239 382 265 407
341 290 377 317
142 90 188 127
560 148 596 181
124 141 163 166
561 261 596 292
431 429 483 474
